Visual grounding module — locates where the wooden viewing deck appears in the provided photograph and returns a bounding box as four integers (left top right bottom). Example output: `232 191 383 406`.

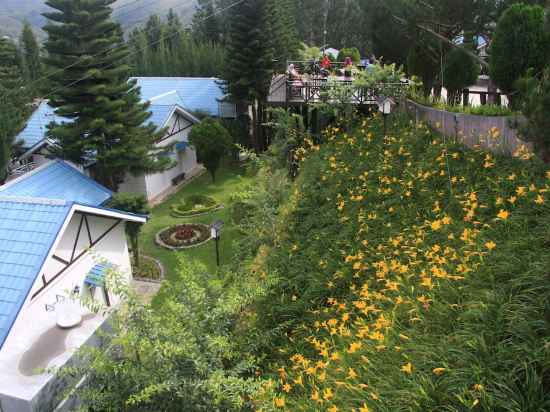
267 74 408 106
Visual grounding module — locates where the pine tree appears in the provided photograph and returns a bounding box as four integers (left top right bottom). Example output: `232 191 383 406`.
20 23 42 85
0 36 26 183
223 0 273 151
192 0 221 43
43 0 169 190
265 0 300 71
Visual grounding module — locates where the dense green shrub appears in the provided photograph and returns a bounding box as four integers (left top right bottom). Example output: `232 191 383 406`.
171 194 220 217
337 47 361 63
188 118 232 182
66 261 260 410
489 3 549 106
443 48 480 105
230 201 257 225
517 68 550 161
407 42 439 97
443 103 515 116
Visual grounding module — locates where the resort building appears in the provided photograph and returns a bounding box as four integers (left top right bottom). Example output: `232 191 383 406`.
12 77 237 203
0 160 145 412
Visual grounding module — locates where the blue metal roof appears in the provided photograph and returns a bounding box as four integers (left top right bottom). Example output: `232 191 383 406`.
0 197 72 350
16 101 74 150
133 77 226 116
0 161 112 206
148 104 176 129
16 77 225 150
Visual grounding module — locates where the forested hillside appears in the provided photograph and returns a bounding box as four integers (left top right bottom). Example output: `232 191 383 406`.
0 0 196 38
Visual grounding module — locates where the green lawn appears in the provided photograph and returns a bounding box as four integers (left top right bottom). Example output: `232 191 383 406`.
139 165 253 284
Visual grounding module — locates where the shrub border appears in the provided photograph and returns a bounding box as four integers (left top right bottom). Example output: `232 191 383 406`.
170 203 224 218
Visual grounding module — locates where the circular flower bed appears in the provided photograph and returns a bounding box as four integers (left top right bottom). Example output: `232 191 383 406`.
171 194 222 218
132 255 164 281
156 224 211 250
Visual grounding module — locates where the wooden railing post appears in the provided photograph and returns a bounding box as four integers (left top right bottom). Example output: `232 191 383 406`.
463 89 470 107
480 92 487 106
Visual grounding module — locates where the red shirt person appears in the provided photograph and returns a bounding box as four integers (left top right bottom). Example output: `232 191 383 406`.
321 54 331 69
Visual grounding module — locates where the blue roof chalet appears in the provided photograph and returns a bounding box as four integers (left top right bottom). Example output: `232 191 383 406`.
16 77 228 150
0 160 143 350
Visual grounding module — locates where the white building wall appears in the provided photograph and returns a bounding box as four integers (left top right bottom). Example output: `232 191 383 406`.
117 174 148 197
143 113 197 201
116 112 198 201
0 212 132 410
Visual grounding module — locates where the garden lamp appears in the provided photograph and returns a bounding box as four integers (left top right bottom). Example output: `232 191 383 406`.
376 96 395 136
210 220 224 267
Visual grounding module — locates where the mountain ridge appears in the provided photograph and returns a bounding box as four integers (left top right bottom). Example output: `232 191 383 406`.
0 0 197 40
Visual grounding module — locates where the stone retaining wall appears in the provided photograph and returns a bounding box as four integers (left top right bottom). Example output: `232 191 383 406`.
404 100 531 155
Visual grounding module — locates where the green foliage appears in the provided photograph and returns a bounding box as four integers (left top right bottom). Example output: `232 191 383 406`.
300 44 321 61
265 0 300 71
192 1 221 43
517 68 550 161
67 260 260 411
337 47 361 63
441 103 515 116
247 114 550 410
171 194 220 217
43 0 170 190
489 4 550 101
128 11 226 77
188 118 232 182
108 193 149 266
407 42 439 97
19 22 41 87
223 0 276 103
131 256 162 280
443 48 480 105
0 36 28 183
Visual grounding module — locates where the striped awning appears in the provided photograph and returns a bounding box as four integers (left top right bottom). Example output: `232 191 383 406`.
84 263 113 287
175 141 188 152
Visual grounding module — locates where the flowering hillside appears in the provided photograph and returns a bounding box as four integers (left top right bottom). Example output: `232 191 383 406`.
253 115 550 411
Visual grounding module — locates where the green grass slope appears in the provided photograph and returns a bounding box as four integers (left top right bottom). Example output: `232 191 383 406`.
252 115 550 411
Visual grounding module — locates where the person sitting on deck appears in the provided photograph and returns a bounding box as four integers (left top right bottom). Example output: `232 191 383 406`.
287 63 304 97
321 54 331 77
288 63 303 82
343 56 353 79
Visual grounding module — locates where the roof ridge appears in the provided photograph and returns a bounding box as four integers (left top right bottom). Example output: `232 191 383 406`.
55 161 112 198
0 195 68 206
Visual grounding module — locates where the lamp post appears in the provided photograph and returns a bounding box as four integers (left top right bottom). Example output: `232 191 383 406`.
376 96 395 136
210 220 224 267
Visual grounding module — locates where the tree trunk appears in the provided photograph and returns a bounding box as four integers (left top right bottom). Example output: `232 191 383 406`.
132 235 140 268
251 101 260 153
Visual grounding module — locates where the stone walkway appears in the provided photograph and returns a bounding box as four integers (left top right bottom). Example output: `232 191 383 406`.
131 279 162 304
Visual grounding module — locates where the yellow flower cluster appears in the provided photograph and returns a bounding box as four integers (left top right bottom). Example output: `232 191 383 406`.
259 118 549 412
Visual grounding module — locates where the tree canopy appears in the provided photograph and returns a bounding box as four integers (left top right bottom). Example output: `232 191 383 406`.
43 0 170 190
188 118 232 182
489 3 550 102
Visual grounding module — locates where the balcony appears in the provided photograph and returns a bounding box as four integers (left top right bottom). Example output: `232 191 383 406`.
268 61 408 106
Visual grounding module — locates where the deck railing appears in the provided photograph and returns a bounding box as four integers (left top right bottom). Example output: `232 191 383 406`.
7 161 37 181
286 79 408 104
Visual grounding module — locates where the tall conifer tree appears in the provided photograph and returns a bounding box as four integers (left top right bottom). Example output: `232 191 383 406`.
20 23 42 85
223 0 277 151
43 0 169 190
0 36 26 183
